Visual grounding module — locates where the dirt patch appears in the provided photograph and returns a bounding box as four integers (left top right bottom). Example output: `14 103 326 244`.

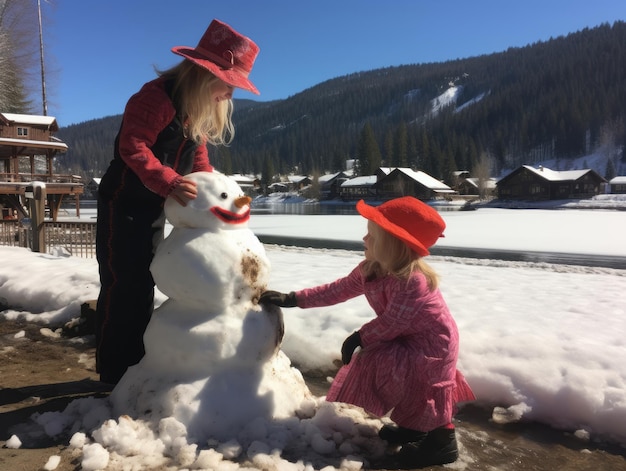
1 318 625 471
0 317 109 470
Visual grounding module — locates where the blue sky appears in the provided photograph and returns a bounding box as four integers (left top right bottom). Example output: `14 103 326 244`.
37 0 626 126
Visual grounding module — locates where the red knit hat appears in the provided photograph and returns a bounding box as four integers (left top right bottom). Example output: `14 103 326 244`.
172 19 260 95
356 197 445 256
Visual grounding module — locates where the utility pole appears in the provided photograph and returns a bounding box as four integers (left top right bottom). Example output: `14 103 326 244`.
37 0 47 116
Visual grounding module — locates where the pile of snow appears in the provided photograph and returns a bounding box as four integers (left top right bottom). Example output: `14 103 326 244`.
33 395 388 470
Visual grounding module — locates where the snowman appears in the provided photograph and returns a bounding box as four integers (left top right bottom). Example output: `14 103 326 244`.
109 171 312 444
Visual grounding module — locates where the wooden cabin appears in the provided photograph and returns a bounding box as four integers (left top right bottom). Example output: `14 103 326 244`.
229 174 262 197
318 171 349 200
340 175 377 200
287 175 312 192
0 113 82 220
373 168 455 200
458 177 497 197
608 176 626 194
497 165 605 201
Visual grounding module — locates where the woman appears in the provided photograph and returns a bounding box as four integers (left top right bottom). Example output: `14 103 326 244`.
96 19 260 385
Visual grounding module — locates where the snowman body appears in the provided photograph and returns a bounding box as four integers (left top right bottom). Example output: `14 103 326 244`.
110 172 310 443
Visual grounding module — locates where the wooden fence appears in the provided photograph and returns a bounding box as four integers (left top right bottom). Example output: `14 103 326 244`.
0 220 97 258
0 220 29 249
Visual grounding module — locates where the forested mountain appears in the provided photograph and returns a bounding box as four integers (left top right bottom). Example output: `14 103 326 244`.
56 21 626 186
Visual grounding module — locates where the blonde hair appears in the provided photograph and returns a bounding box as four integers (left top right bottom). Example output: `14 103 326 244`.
158 60 234 146
362 221 439 290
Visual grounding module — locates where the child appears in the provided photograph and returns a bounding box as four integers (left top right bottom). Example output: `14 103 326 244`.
96 19 259 385
260 197 475 468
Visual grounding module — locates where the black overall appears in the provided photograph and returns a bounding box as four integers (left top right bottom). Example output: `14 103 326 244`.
95 84 199 384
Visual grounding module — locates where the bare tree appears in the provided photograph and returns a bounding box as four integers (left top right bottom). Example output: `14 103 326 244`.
0 0 41 113
598 118 625 177
472 152 493 200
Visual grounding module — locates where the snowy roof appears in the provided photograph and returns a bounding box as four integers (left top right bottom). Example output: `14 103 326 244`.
395 168 452 191
375 167 452 191
318 172 345 183
0 137 68 152
609 176 626 184
1 113 58 127
523 165 590 181
460 178 478 188
341 175 377 187
228 174 258 184
463 177 497 189
287 175 310 183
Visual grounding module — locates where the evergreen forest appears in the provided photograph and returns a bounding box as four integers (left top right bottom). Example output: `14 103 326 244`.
55 21 626 187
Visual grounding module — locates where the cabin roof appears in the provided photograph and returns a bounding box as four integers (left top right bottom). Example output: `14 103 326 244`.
0 113 59 129
341 175 377 187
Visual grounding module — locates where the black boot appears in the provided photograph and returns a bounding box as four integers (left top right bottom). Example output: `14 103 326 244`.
396 427 458 468
378 424 427 445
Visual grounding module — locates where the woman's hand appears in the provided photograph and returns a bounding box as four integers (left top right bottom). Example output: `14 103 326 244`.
170 178 198 206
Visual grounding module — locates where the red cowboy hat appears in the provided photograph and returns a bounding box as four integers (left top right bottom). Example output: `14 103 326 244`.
356 197 445 257
172 19 260 95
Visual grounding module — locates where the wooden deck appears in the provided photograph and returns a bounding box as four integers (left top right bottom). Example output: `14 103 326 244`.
0 175 84 220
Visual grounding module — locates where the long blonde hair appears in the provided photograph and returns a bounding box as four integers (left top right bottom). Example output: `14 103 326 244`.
362 221 439 290
158 60 234 146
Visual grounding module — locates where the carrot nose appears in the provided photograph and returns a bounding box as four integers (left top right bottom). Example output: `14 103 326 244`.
234 195 252 208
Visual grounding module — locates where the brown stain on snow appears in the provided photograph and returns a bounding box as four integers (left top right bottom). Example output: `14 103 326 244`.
240 249 264 302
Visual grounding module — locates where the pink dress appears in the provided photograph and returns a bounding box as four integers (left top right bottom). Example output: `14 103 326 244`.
296 261 475 431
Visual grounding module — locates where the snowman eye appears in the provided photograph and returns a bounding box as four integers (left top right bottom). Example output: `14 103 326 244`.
220 192 228 199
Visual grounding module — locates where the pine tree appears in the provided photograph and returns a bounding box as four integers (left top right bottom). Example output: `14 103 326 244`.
383 129 393 167
356 122 382 175
261 155 275 190
441 150 457 186
217 146 233 175
605 158 616 180
393 122 408 168
331 150 345 172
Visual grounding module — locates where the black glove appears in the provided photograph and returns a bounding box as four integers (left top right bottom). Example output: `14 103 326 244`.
259 290 297 307
341 331 362 365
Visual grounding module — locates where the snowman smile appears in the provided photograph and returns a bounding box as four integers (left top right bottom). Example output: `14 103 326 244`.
210 206 251 224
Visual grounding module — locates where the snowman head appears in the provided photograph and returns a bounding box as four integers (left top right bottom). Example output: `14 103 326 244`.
164 171 252 230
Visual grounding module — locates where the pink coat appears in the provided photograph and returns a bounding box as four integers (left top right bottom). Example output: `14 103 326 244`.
296 261 475 431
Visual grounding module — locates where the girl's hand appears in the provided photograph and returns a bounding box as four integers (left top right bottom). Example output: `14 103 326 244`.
341 331 362 365
170 178 198 206
259 290 297 307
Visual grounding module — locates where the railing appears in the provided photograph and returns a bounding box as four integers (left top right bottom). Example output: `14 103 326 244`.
0 220 30 249
44 221 97 258
0 172 82 184
0 219 96 258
